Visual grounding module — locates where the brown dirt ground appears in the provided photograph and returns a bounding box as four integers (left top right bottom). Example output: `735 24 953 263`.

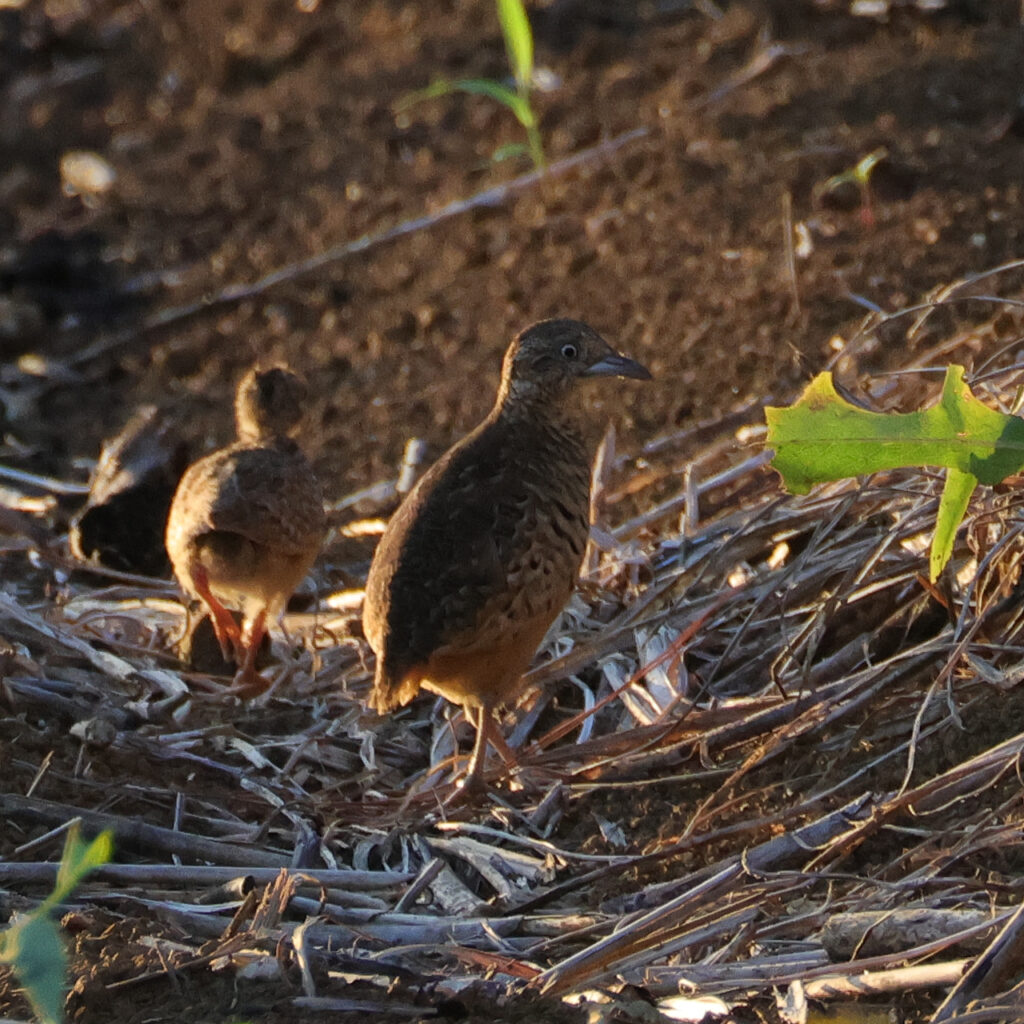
3 1 1024 1021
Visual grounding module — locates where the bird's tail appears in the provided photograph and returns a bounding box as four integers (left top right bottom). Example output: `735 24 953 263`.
369 660 420 714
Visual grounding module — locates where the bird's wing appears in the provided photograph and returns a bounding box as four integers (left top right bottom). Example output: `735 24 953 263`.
198 443 326 556
365 438 506 660
364 417 588 695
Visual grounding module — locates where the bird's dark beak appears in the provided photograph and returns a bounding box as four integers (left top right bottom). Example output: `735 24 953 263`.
583 352 652 381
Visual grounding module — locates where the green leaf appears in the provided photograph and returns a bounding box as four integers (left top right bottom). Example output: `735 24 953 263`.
766 366 1024 494
2 913 68 1024
853 147 887 186
450 78 536 127
394 78 459 111
398 76 536 129
497 0 534 94
932 468 976 581
819 147 888 192
46 827 113 910
0 824 113 1024
767 365 1024 579
491 142 529 163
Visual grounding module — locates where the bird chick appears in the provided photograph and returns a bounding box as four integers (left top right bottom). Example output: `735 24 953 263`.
166 365 326 692
363 319 651 791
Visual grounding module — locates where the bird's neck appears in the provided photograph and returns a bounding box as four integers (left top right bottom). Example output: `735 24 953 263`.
492 385 603 460
237 425 270 443
235 409 301 443
235 427 299 451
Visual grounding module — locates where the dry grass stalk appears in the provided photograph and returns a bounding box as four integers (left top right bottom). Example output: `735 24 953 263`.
6 267 1024 1016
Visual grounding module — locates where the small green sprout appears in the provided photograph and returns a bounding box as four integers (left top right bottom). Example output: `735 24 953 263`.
814 147 888 227
397 0 545 169
0 823 113 1024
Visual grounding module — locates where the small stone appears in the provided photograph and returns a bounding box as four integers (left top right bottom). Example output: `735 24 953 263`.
60 151 116 197
70 717 117 747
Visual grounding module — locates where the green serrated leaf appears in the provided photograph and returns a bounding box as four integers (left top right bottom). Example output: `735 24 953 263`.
3 913 68 1024
932 468 976 580
497 0 534 93
766 366 1024 494
766 365 1024 579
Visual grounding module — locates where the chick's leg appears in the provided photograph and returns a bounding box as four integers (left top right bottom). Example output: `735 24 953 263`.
191 563 243 662
233 607 269 694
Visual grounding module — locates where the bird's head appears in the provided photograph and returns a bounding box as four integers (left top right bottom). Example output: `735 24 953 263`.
235 364 308 441
500 319 651 404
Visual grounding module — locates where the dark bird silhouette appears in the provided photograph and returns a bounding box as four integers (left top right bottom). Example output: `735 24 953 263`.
363 319 651 790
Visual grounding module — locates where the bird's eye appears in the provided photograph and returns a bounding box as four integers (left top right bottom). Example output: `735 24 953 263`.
561 343 578 360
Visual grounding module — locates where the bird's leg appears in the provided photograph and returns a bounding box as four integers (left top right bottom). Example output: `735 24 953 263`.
232 608 270 695
462 706 493 794
462 705 520 792
191 564 243 662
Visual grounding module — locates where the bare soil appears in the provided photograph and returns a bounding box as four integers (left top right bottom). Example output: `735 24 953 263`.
3 1 1024 1021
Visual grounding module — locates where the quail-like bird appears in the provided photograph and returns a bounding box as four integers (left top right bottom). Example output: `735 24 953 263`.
363 319 651 789
166 365 326 691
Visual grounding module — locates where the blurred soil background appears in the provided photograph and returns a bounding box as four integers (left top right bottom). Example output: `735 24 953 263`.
2 0 1020 491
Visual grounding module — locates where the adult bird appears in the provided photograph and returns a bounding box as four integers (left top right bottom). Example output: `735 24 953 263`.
363 319 651 791
166 364 326 692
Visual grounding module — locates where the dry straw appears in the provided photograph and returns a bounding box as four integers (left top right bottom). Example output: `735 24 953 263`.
5 262 1024 1019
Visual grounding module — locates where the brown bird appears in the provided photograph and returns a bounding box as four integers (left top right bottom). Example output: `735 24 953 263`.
166 365 326 691
363 319 651 790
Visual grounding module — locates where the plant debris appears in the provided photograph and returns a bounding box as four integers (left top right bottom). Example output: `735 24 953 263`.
6 272 1024 1022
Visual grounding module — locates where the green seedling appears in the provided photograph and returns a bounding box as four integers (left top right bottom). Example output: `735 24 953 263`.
766 366 1024 580
397 0 545 169
814 147 887 227
0 823 113 1023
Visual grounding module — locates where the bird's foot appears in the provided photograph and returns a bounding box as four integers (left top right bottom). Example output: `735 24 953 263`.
223 611 274 698
458 768 490 798
438 770 490 809
225 666 273 699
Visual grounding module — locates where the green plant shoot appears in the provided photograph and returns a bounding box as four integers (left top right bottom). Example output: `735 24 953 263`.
397 0 545 169
815 146 887 227
498 0 533 92
0 823 113 1024
766 366 1024 579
